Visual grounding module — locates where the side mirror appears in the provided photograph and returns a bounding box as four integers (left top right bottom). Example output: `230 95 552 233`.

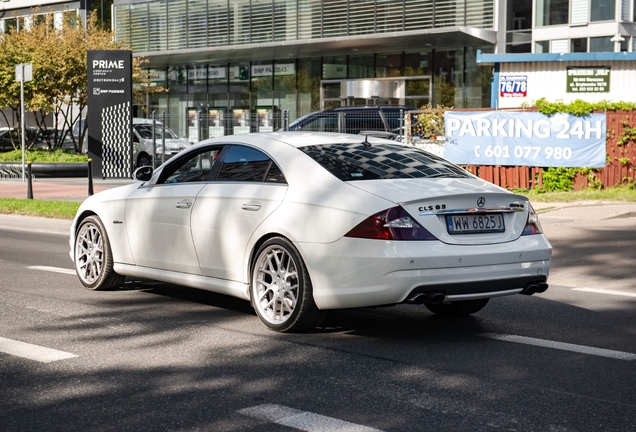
133 166 153 181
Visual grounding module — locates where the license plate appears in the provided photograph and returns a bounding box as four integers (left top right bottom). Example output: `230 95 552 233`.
446 213 505 234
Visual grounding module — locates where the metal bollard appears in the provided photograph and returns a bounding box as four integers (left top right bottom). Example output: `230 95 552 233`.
26 161 33 199
88 158 94 196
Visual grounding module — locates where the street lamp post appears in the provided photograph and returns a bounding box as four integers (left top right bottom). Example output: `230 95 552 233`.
15 63 33 182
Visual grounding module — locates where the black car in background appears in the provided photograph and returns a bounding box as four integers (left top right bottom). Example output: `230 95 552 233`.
287 106 416 139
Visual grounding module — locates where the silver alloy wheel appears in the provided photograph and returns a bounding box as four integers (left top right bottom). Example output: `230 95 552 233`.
75 221 104 285
253 245 299 325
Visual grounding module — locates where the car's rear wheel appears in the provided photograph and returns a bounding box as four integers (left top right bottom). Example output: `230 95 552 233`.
425 298 489 317
251 237 321 332
74 216 125 291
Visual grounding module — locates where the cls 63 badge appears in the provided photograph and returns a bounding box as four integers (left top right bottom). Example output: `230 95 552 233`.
419 204 446 212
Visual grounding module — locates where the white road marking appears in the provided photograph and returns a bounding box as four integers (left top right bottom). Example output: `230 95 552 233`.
238 404 384 432
571 287 636 298
480 333 636 361
0 336 78 363
28 266 76 276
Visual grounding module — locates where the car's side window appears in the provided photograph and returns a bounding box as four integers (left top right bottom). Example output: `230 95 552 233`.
343 111 384 135
298 115 338 133
161 148 222 184
216 145 286 183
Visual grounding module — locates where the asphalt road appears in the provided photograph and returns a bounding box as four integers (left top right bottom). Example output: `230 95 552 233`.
1 212 635 432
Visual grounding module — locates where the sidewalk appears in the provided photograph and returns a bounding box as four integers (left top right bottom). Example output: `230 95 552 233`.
0 177 135 202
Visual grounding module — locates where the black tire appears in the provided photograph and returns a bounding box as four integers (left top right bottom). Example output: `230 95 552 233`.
74 215 125 291
425 298 489 317
137 153 151 168
250 237 322 332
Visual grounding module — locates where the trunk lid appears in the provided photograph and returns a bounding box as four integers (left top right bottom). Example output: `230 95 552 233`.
348 178 529 245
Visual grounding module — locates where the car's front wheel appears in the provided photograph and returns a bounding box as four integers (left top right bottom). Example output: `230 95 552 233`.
137 152 151 168
74 215 125 291
425 298 489 317
251 237 321 332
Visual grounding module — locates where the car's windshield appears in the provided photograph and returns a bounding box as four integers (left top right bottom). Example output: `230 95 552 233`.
134 124 178 139
299 142 472 181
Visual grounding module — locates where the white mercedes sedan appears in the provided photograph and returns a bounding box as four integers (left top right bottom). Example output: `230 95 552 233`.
69 132 552 332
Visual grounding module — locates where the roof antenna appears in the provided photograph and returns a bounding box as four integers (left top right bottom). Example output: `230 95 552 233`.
361 135 372 148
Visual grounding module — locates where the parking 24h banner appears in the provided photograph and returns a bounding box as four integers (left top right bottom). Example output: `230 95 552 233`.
443 111 606 168
87 50 133 179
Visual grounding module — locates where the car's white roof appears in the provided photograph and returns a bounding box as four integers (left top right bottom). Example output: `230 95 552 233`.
200 131 400 149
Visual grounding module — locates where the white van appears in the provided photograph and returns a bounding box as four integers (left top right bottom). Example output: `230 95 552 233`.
73 118 191 167
132 118 191 167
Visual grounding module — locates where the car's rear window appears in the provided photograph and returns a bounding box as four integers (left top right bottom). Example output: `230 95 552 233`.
299 142 471 181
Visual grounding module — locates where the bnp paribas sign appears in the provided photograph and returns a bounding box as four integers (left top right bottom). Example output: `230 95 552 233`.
87 50 133 179
566 66 610 93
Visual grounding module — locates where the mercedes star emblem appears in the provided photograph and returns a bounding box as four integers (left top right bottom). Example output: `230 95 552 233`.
477 197 485 207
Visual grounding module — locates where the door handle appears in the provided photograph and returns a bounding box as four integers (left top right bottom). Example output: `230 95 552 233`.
176 201 193 209
241 203 261 211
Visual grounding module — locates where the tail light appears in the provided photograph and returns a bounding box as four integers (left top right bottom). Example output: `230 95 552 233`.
345 206 437 241
522 203 543 235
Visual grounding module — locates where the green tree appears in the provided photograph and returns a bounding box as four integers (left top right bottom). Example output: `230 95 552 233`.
0 9 162 153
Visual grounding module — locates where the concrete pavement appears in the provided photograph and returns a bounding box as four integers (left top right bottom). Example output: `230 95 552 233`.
0 177 135 202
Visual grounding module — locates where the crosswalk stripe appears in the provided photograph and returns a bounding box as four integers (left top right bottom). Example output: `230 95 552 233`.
28 266 76 276
480 333 636 361
0 336 78 363
238 404 384 432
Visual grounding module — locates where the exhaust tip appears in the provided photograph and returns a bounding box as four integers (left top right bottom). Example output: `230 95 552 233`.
406 293 428 304
428 293 446 305
535 283 549 293
522 284 538 295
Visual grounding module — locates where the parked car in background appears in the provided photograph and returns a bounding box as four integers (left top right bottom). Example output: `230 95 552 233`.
69 132 551 333
132 118 192 167
67 118 191 163
287 105 416 139
0 128 20 152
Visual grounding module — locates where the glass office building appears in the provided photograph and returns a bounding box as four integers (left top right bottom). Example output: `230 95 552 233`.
110 0 496 137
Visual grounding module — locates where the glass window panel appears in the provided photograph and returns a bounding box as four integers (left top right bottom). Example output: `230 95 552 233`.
323 56 347 79
349 54 374 78
535 40 549 53
376 53 402 78
376 0 403 32
507 0 532 30
252 61 273 110
591 0 615 21
404 51 431 76
466 0 494 28
536 0 569 26
571 38 588 52
323 0 348 37
148 0 167 51
570 0 589 25
168 0 188 50
217 146 272 182
274 0 296 41
348 0 376 35
251 0 273 43
589 36 613 51
434 0 460 27
298 0 321 39
231 0 250 44
130 3 148 51
298 57 322 114
433 49 463 107
209 0 230 46
188 0 208 48
274 60 297 119
113 5 130 44
405 0 433 30
164 150 221 184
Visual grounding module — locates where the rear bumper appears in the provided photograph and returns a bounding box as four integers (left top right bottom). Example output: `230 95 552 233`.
296 235 552 310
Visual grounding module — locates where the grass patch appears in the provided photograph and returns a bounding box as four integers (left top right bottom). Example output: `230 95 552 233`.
511 185 636 203
0 149 87 163
0 198 80 220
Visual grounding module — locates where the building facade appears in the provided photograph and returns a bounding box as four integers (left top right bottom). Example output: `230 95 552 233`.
2 1 636 138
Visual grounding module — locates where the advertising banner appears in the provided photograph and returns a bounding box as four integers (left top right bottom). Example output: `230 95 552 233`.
444 111 606 168
87 50 133 179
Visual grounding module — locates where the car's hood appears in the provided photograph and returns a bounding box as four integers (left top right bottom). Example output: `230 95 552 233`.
346 177 514 204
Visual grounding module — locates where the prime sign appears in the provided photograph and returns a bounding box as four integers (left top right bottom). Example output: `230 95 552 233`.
92 60 125 69
443 111 606 168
